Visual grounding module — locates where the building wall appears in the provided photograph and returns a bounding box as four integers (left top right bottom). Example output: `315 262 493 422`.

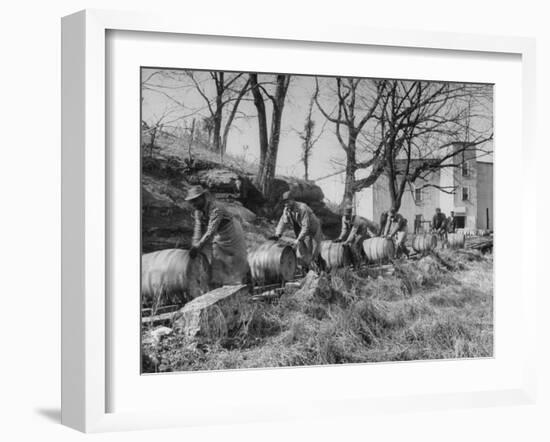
439 164 455 216
476 161 494 230
371 171 441 232
452 148 478 229
369 145 493 232
355 186 374 220
355 167 375 220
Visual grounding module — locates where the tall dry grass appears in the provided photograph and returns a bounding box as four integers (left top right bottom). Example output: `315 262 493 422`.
142 250 493 373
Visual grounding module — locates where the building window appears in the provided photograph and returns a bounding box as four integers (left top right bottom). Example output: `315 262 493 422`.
462 186 470 201
414 214 423 233
462 161 470 177
414 187 423 203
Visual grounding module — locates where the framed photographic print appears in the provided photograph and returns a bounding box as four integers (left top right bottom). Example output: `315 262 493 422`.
61 9 537 433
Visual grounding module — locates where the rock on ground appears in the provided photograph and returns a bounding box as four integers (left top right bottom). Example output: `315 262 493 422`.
142 326 173 346
172 284 251 340
294 271 334 303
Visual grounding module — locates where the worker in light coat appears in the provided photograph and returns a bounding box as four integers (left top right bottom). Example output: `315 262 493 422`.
186 185 249 286
431 207 448 241
379 208 410 258
335 205 379 264
270 191 325 271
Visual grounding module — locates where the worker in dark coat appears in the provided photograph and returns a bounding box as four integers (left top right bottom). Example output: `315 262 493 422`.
186 185 249 286
378 208 410 258
270 191 325 271
431 207 448 245
446 211 457 234
431 208 448 234
334 205 379 264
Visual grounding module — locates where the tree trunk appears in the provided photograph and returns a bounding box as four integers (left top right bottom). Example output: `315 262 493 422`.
221 79 250 156
390 188 403 212
213 107 222 152
212 72 224 152
250 74 269 187
258 75 290 198
341 135 357 209
187 119 195 163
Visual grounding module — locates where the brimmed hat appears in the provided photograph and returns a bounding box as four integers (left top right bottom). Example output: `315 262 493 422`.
185 185 207 201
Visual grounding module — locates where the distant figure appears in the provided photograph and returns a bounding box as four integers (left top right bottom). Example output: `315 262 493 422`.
270 191 325 271
431 208 448 248
379 208 410 258
334 205 378 264
186 185 249 286
431 208 448 235
446 211 457 234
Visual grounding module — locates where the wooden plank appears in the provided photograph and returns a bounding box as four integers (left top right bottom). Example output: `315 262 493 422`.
141 311 175 326
141 304 180 317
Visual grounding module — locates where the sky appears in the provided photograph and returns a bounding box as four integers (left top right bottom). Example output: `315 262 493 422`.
141 68 493 204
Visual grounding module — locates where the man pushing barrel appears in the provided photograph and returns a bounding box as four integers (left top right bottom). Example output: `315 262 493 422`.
334 204 379 265
186 185 249 286
431 207 448 241
269 191 325 272
378 208 410 258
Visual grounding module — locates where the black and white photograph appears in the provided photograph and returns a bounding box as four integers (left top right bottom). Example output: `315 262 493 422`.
140 68 494 374
4 0 549 438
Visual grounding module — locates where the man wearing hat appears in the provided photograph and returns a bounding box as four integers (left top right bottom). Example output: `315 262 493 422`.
334 204 379 265
270 191 324 271
186 185 249 286
378 207 410 258
431 208 448 238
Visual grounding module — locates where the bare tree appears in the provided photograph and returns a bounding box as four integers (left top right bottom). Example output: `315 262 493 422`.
141 105 180 158
185 71 250 157
186 118 196 165
142 69 250 158
297 95 324 181
314 77 385 208
249 73 291 198
367 79 493 211
201 115 214 145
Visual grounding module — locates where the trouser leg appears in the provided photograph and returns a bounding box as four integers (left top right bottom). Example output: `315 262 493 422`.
395 230 409 258
350 235 367 266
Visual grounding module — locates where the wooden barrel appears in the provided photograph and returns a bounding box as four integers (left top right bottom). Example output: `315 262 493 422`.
320 240 353 270
141 249 211 307
247 241 297 284
412 234 438 253
362 237 395 261
447 233 466 249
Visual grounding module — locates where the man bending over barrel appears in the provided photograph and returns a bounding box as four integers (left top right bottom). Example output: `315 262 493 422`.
379 208 410 258
431 207 448 244
334 205 379 265
186 185 249 286
269 191 325 272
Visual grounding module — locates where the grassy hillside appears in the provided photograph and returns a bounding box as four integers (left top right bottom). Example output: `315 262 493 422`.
142 250 493 372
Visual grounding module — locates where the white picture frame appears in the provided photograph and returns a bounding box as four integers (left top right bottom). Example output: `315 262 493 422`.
61 9 537 433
